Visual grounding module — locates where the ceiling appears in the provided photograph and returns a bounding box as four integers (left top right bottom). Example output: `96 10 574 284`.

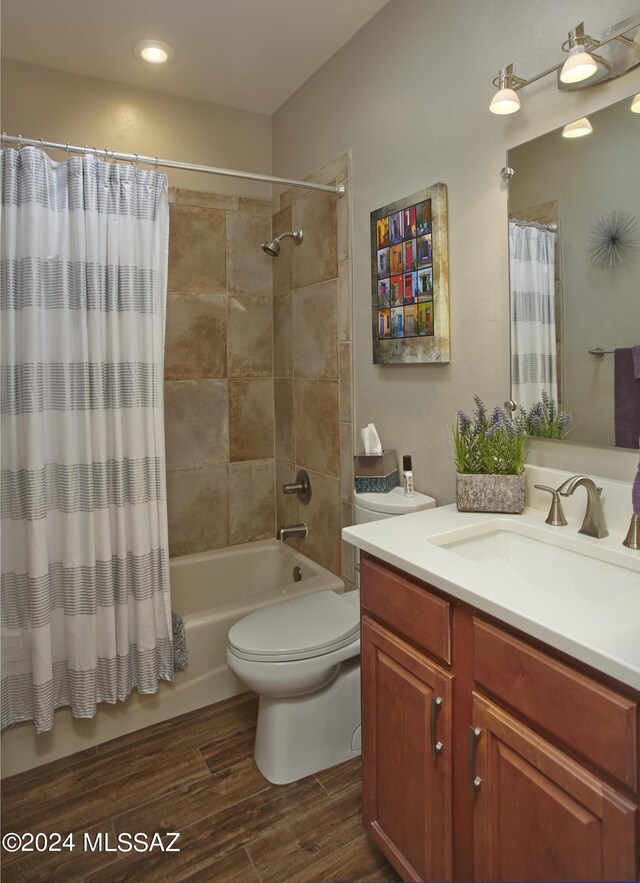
1 0 389 115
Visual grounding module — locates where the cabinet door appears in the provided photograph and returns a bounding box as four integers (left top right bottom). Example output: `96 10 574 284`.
470 692 638 882
361 615 453 882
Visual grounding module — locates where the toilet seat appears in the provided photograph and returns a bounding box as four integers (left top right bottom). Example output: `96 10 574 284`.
227 590 360 663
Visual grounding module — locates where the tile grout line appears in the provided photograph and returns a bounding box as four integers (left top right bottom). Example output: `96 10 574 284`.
244 844 265 883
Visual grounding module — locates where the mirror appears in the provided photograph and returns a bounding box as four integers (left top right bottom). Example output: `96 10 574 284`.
507 95 640 449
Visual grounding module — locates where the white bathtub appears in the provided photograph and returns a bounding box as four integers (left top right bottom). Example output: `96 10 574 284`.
1 540 344 778
170 539 345 716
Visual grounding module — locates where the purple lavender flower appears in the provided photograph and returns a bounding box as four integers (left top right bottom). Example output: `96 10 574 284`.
458 410 471 433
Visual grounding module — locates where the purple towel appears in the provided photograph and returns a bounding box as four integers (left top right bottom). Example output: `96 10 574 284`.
614 348 640 449
633 345 640 380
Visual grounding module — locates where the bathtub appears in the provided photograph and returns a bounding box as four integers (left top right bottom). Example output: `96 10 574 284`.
170 539 345 716
1 540 344 778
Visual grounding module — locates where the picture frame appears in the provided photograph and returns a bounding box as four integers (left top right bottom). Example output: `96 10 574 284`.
370 183 450 364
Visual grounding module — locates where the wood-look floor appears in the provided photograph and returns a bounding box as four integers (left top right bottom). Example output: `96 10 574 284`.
1 693 397 882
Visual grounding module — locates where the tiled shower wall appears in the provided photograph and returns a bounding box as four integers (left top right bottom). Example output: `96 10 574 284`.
164 188 276 557
162 156 353 583
272 155 355 586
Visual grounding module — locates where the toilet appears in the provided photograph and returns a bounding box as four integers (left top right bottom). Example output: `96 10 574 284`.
226 485 436 785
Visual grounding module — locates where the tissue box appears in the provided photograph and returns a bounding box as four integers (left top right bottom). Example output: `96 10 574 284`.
353 450 399 493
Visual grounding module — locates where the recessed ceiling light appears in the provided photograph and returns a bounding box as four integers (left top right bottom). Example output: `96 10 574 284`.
134 40 174 65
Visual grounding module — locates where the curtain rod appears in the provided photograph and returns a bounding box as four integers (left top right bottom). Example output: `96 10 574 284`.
1 133 346 197
509 218 558 233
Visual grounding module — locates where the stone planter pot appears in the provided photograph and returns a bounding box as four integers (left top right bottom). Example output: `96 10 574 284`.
456 472 525 514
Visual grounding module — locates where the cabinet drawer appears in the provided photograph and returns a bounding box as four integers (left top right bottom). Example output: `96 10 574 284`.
474 619 638 791
360 555 451 664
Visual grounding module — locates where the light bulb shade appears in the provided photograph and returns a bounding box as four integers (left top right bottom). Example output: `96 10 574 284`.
631 94 640 114
489 88 521 115
562 117 593 138
560 49 598 84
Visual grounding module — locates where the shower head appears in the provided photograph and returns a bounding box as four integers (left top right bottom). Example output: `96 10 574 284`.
261 229 303 257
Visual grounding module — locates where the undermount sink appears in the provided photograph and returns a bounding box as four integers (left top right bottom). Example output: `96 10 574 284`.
427 519 640 605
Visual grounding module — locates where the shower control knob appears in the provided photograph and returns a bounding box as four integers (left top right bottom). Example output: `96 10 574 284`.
282 469 312 505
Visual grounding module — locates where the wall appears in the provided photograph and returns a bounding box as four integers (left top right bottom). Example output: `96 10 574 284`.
165 187 275 555
0 59 272 196
271 155 354 583
271 0 640 500
509 98 640 447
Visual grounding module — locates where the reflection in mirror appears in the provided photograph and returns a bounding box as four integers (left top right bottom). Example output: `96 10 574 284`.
508 95 640 449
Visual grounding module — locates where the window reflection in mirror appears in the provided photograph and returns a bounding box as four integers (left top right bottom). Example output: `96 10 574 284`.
507 96 640 449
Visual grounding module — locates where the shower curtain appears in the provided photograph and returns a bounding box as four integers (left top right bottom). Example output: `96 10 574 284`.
509 221 558 412
0 146 173 733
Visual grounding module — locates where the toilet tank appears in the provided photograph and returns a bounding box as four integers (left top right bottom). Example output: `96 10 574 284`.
352 486 436 587
353 485 436 524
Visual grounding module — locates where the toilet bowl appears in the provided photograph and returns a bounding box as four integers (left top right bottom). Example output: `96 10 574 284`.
227 588 361 784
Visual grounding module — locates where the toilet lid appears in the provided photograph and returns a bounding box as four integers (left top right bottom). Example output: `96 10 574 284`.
228 590 360 661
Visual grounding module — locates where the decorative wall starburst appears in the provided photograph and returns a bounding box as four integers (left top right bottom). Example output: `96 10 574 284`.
585 211 640 266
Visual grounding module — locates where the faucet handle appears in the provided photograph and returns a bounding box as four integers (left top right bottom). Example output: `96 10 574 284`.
534 484 568 526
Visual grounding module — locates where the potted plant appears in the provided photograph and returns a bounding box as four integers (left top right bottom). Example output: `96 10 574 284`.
454 396 526 513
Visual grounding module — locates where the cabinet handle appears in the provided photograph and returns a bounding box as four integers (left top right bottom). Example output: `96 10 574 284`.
468 725 482 795
430 696 443 760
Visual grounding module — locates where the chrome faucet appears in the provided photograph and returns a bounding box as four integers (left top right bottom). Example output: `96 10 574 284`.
557 475 608 539
277 522 308 542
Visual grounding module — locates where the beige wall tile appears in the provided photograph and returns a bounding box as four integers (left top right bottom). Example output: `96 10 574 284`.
337 179 350 262
339 342 352 423
165 294 227 380
229 460 275 544
228 295 273 377
275 459 298 527
273 292 292 377
167 465 229 556
171 188 239 212
226 211 272 295
337 261 352 343
291 190 338 289
293 280 338 379
239 196 272 217
294 379 340 477
168 205 226 294
341 500 355 585
272 206 293 294
164 380 228 470
274 378 294 463
340 422 353 502
290 469 341 576
229 378 274 461
278 185 311 212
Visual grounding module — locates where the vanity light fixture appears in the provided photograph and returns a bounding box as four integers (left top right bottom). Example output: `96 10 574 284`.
490 16 640 116
632 94 640 113
559 24 598 84
134 40 175 64
561 117 593 138
489 65 524 115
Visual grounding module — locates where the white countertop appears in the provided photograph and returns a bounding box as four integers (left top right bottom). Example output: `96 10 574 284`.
343 503 640 690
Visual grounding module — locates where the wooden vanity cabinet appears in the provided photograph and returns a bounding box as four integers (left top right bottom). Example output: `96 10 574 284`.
359 552 640 883
361 615 453 882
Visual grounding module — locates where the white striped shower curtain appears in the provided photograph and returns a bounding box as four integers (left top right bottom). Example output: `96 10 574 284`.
509 221 558 411
0 147 173 733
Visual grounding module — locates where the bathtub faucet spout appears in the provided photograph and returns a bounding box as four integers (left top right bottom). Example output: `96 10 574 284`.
277 522 308 542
